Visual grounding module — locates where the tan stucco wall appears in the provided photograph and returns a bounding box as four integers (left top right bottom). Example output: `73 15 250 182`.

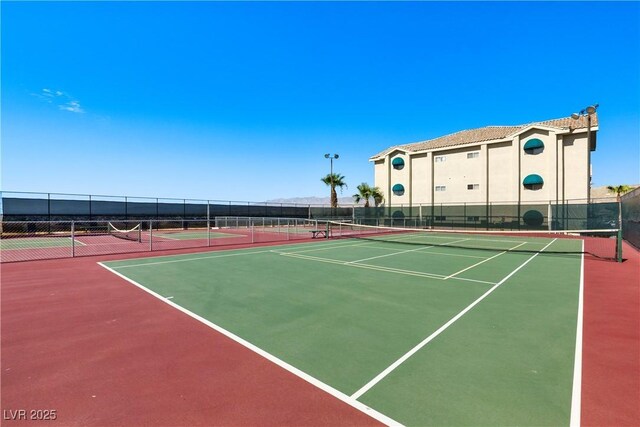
520 129 554 202
372 127 594 206
410 153 431 204
387 152 410 205
432 146 485 203
487 141 514 203
562 133 590 201
374 159 388 203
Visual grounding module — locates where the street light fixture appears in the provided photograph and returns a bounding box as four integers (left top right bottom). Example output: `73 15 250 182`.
571 104 598 204
324 154 339 212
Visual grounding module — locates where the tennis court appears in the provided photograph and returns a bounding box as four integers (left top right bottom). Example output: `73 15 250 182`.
101 227 588 426
151 230 239 240
0 236 84 250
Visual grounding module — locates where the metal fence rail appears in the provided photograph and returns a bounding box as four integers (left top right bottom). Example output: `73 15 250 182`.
0 218 320 263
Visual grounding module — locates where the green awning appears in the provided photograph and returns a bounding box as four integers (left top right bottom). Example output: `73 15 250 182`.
391 157 405 168
523 138 544 150
392 184 405 193
523 174 544 186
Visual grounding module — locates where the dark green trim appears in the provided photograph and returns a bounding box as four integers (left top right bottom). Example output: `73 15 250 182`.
392 184 405 193
391 157 405 168
523 174 544 186
523 138 544 151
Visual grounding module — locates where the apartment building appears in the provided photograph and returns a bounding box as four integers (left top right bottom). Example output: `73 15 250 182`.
370 115 598 207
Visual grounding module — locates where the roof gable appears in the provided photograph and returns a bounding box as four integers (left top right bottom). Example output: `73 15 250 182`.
370 114 599 160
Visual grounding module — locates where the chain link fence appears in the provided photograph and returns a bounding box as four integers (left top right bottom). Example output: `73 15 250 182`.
622 187 640 250
1 218 321 263
353 200 620 231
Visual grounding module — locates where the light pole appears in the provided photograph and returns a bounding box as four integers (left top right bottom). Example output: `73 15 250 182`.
571 104 598 205
324 153 339 213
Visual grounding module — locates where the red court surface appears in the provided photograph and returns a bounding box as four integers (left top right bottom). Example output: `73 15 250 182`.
1 239 639 426
582 240 640 426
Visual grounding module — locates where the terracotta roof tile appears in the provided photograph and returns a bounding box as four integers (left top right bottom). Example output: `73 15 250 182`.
371 114 598 159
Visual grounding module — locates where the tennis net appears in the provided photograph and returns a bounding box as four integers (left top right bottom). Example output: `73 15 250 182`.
108 222 142 242
325 221 623 262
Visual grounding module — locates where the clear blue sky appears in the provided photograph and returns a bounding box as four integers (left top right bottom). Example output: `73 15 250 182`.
2 1 639 202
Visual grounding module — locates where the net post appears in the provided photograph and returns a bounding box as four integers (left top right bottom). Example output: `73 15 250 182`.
325 221 330 239
149 220 153 251
137 222 142 242
251 220 255 244
207 218 211 247
616 228 623 262
71 220 75 257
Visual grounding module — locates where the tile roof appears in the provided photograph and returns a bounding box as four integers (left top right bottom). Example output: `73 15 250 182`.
371 114 599 159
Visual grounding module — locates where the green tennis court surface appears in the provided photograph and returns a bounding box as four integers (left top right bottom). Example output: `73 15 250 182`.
152 230 239 240
103 231 583 425
0 236 83 250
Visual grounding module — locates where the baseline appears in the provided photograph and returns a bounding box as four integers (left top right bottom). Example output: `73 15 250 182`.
98 262 402 427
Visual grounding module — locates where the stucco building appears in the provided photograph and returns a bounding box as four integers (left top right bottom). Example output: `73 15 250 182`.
370 115 598 208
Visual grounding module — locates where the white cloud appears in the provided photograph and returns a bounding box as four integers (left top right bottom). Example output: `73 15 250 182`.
59 100 84 113
33 88 85 113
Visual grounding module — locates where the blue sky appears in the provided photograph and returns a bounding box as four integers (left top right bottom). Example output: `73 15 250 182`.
2 1 639 202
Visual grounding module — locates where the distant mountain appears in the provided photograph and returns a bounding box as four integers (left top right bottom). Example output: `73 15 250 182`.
266 196 358 206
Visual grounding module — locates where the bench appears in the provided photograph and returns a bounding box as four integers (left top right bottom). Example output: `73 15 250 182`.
309 229 329 239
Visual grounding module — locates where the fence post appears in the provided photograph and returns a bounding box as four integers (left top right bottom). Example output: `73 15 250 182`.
464 203 467 229
616 228 623 263
71 221 75 257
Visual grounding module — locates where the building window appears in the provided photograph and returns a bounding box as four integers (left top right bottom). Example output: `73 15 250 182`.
523 174 544 190
467 184 479 190
391 157 405 170
467 152 479 159
435 185 446 191
523 138 544 154
434 156 446 163
392 183 405 196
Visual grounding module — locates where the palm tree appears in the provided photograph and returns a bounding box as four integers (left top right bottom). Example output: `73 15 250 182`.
352 183 384 208
372 187 384 207
607 185 632 230
353 183 374 207
321 173 347 209
607 185 632 202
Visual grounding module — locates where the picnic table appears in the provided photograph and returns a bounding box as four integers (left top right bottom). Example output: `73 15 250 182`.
309 229 330 239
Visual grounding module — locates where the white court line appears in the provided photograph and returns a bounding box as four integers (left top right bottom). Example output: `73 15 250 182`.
108 238 364 269
569 241 585 427
68 237 87 246
414 250 487 259
279 251 497 285
443 241 528 280
350 238 558 400
271 241 372 255
345 238 471 265
97 262 402 427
